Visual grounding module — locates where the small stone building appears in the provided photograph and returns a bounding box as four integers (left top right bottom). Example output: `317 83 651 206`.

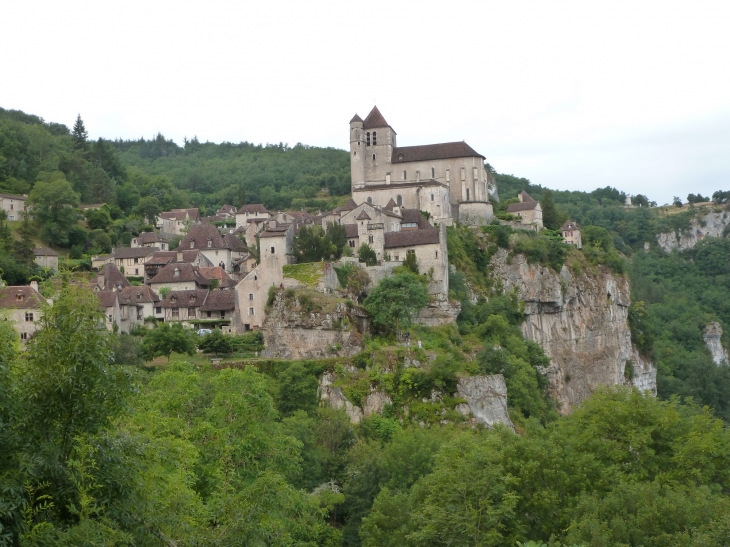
0 193 27 221
506 191 543 228
0 283 45 343
33 247 58 270
561 220 582 248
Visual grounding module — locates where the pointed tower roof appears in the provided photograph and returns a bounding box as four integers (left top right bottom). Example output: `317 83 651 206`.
384 198 397 212
362 106 393 131
350 113 363 123
356 210 372 221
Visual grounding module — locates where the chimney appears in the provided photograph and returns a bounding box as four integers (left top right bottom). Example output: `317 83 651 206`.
30 280 39 293
177 252 183 262
98 274 105 290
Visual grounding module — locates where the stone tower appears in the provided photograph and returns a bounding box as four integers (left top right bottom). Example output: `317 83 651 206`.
349 106 397 189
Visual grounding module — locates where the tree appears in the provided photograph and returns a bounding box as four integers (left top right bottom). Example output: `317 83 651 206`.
540 189 566 230
27 171 80 246
71 114 88 151
276 363 319 417
141 322 197 362
402 252 418 274
85 207 112 230
198 328 233 356
133 195 161 226
358 243 377 266
324 221 347 258
633 194 650 207
363 273 429 335
12 212 36 266
673 196 683 207
294 225 328 263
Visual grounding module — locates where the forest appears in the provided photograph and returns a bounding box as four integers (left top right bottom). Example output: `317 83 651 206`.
2 106 730 545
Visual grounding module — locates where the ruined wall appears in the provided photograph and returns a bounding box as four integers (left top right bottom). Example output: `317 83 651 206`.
656 211 730 252
490 249 656 413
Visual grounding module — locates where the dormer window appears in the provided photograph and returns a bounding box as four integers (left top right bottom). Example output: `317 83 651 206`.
189 294 196 302
207 237 212 248
190 240 194 249
171 296 177 303
16 293 24 301
136 292 141 300
174 268 180 277
398 154 403 160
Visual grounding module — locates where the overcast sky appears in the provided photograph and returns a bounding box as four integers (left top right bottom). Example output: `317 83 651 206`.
2 0 729 205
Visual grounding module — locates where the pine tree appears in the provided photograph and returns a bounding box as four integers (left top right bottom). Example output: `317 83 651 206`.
72 114 88 151
540 189 566 230
13 213 36 266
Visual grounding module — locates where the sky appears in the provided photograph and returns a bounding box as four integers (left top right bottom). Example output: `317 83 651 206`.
2 0 729 205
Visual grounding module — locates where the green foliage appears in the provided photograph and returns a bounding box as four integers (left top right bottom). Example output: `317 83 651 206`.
141 322 197 361
27 171 80 246
283 261 324 286
358 243 377 266
197 328 233 356
276 363 320 417
512 231 570 272
363 273 429 334
540 189 567 230
229 330 265 353
402 251 419 274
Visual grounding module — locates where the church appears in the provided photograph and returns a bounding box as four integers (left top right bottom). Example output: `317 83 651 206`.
349 106 494 225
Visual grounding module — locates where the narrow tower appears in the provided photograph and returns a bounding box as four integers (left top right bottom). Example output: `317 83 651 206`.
349 113 365 190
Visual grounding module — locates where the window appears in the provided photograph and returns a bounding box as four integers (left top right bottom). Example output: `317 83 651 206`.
396 195 402 206
190 241 194 248
249 293 254 301
416 170 420 182
385 173 391 184
136 292 141 300
366 132 370 146
473 167 478 181
270 246 275 254
134 257 139 264
353 151 356 157
461 167 466 181
466 188 470 201
24 312 33 322
155 307 161 314
188 307 196 317
446 169 450 182
10 204 13 210
435 250 439 258
368 234 374 244
172 309 179 319
135 268 139 275
174 268 180 277
108 314 113 323
407 249 415 256
349 240 356 248
431 193 434 202
220 311 226 318
372 131 377 145
403 170 407 180
367 197 372 205
249 307 255 315
16 294 23 302
372 153 375 160
431 167 435 178
20 332 28 340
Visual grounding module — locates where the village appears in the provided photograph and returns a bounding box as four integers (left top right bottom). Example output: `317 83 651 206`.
0 107 583 342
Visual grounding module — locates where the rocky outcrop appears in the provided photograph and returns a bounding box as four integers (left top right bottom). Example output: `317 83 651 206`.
490 249 656 413
455 375 514 430
704 322 729 365
318 372 363 424
262 293 368 359
656 211 730 252
416 292 461 326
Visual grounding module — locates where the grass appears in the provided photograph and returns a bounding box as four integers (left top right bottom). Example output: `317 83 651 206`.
283 262 324 287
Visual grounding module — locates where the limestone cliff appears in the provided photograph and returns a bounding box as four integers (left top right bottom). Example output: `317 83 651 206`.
261 291 368 359
656 211 730 252
704 322 729 366
490 249 656 413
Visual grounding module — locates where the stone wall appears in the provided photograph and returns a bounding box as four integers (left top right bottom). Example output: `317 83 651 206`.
490 249 656 413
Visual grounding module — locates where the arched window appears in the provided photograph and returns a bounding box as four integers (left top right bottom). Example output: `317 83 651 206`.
372 131 377 145
431 167 435 178
396 195 402 206
366 132 370 146
466 188 470 201
372 153 376 160
367 197 373 205
190 240 194 248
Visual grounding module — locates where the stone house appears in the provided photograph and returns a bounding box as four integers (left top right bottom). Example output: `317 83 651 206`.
236 204 270 231
157 208 200 235
0 283 46 343
562 220 582 248
143 250 214 281
147 262 212 293
33 247 58 270
93 263 131 293
112 247 157 278
131 231 169 251
506 191 543 228
159 289 236 331
349 107 493 225
0 193 27 221
217 204 237 218
97 289 144 334
179 224 234 271
119 285 161 323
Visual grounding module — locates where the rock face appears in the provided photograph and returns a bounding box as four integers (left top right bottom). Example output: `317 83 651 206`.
490 249 656 413
318 372 363 424
261 293 368 359
704 322 729 365
416 292 461 326
656 211 730 252
455 375 514 430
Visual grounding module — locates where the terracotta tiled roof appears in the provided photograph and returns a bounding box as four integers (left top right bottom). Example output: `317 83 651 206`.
223 234 246 250
200 290 235 311
120 285 160 304
0 193 26 200
237 203 269 214
506 201 540 212
384 229 440 249
218 204 237 214
96 291 118 309
0 286 44 309
161 290 209 309
148 250 208 264
344 224 359 238
391 141 484 162
180 224 226 249
136 232 167 244
260 226 290 238
561 220 579 231
33 247 57 256
362 106 392 130
400 209 433 229
147 263 211 286
114 247 156 259
519 191 536 203
198 267 235 288
95 264 131 291
350 113 363 123
339 199 358 212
